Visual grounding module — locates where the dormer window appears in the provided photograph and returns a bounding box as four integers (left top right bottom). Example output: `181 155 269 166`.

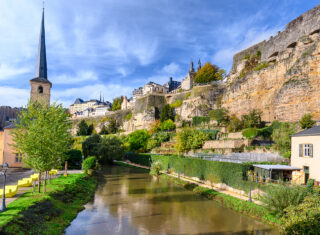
38 86 43 94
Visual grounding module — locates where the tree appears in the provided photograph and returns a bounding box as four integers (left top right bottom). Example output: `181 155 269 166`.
127 129 150 152
98 136 125 164
299 113 316 129
241 109 264 128
160 104 174 123
161 119 176 131
107 118 118 134
87 124 94 135
272 122 298 156
11 102 72 193
77 120 89 136
227 114 244 132
209 108 229 126
194 62 226 84
99 125 109 135
65 149 82 169
112 97 123 111
82 134 102 157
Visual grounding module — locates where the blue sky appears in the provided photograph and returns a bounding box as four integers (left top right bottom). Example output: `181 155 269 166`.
0 0 318 107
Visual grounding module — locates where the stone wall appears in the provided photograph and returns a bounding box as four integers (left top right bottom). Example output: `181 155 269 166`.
231 4 320 74
203 139 249 149
0 131 4 165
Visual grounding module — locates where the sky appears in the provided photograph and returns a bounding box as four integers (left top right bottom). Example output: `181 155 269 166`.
0 0 319 108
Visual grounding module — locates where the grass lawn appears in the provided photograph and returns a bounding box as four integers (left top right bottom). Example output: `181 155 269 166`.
0 174 97 234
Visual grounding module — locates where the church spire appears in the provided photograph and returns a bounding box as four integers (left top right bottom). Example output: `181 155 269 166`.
35 8 47 79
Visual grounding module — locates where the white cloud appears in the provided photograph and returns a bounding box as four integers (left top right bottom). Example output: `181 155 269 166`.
0 86 29 107
160 62 181 75
51 70 99 84
0 64 31 80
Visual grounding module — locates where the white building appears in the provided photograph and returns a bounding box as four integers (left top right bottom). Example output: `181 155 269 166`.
143 82 168 95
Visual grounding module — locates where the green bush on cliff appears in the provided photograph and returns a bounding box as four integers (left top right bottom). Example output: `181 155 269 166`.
272 122 298 156
161 119 176 131
242 128 258 139
176 128 210 152
192 116 210 126
170 99 183 108
160 104 174 122
227 114 244 132
127 129 150 152
299 113 316 129
209 108 229 126
241 109 264 128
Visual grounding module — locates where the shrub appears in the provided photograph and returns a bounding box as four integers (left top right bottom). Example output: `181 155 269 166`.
260 184 308 216
160 104 174 123
65 149 82 169
257 126 273 140
242 128 258 139
281 196 320 234
185 92 191 99
99 125 108 135
176 128 210 152
209 108 229 126
77 120 91 136
199 129 219 140
125 112 132 121
227 114 243 132
241 110 264 128
127 129 150 152
98 136 125 164
170 99 183 108
194 62 226 83
82 134 102 157
192 116 210 126
112 97 123 111
299 113 315 129
149 120 161 134
254 62 269 71
107 118 118 134
146 132 171 150
150 162 161 176
161 119 176 131
82 156 97 172
272 122 298 156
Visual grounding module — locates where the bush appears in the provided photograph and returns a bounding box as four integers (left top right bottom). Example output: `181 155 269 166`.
242 128 258 139
260 184 308 216
227 114 243 132
160 104 174 123
147 132 171 150
241 110 264 128
176 128 210 152
77 120 92 136
170 99 183 108
299 113 315 129
194 62 225 83
127 130 150 152
82 134 102 157
199 129 219 140
150 162 161 176
281 196 320 234
149 120 161 134
209 108 229 126
99 125 108 135
272 122 298 156
112 97 123 111
65 150 82 169
82 156 97 172
257 126 273 140
125 112 132 121
161 119 176 131
98 136 125 164
192 116 210 126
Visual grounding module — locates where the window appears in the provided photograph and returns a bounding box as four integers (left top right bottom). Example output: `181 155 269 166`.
300 144 313 157
38 86 43 94
15 154 19 163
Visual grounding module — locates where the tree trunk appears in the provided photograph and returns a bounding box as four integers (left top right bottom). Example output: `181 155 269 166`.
38 172 42 193
43 172 47 193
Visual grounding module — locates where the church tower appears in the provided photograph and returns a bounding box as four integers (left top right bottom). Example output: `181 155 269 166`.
30 8 52 105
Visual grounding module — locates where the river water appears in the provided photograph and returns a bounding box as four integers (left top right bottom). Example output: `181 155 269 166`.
66 166 279 235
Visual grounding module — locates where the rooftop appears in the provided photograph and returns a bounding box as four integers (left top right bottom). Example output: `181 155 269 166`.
253 164 301 171
292 125 320 137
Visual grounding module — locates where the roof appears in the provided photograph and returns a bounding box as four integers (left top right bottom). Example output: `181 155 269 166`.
74 98 84 104
30 77 52 85
292 125 320 137
253 164 301 171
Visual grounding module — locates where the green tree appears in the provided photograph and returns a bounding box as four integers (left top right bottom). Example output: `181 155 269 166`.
82 134 102 157
112 97 123 111
194 62 226 84
65 149 82 169
209 108 229 126
98 136 125 164
272 122 297 156
87 124 94 135
11 102 72 193
227 114 243 132
77 120 89 136
99 125 109 135
160 104 174 123
161 119 176 131
107 118 118 134
241 109 264 128
299 113 316 129
127 129 150 152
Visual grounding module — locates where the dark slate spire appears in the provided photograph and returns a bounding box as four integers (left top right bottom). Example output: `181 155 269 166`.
35 8 47 79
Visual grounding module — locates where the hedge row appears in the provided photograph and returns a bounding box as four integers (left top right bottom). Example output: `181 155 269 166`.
125 153 266 193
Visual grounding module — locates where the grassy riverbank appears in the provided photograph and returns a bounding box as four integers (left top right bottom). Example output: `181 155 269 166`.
0 174 97 234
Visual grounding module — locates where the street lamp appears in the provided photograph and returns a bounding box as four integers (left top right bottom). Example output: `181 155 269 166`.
248 171 253 202
0 162 9 212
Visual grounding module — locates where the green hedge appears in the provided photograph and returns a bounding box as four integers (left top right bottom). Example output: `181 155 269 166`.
192 116 210 126
125 153 266 192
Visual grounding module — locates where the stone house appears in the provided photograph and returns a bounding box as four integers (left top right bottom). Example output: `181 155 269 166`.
69 98 111 115
143 82 168 95
291 126 320 183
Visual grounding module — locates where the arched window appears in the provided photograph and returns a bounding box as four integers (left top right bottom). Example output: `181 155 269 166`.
38 86 43 94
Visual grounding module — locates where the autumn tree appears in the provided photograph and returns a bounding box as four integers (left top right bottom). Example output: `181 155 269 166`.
194 62 226 84
112 97 123 111
11 102 72 193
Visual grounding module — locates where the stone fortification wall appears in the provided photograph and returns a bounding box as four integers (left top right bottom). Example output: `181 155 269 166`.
231 4 320 74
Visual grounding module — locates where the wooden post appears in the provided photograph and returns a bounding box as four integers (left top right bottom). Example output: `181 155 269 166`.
32 181 35 194
64 161 68 177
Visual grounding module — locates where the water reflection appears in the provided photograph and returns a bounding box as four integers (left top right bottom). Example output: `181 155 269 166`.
66 166 279 235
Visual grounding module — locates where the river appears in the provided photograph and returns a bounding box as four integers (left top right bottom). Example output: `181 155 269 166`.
66 166 279 235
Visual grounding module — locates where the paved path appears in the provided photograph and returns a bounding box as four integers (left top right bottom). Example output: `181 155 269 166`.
118 161 262 205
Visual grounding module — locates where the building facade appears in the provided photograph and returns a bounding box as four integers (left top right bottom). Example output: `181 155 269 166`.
291 126 320 183
181 61 196 90
69 98 111 116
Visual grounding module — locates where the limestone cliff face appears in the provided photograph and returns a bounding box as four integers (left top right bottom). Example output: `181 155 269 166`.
223 32 320 122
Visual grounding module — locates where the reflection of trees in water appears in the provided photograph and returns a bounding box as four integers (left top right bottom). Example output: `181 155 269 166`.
93 166 275 235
